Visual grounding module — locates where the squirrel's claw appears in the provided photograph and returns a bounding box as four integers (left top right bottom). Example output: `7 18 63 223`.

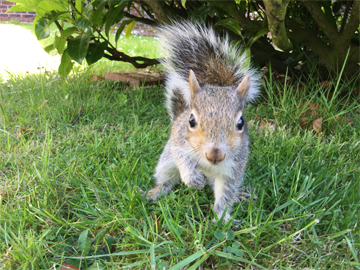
145 183 174 202
135 185 146 196
235 187 258 203
187 172 206 190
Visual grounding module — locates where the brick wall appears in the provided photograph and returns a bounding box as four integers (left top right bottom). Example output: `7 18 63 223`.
0 1 36 22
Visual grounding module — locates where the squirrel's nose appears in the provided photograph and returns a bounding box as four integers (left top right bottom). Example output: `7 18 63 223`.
205 148 226 165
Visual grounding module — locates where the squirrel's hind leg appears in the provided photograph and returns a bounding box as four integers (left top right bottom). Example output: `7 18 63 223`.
147 142 180 201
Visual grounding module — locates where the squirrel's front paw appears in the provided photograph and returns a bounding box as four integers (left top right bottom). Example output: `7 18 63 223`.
187 172 206 190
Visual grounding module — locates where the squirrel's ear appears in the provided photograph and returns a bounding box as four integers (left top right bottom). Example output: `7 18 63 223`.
189 70 200 97
236 75 251 98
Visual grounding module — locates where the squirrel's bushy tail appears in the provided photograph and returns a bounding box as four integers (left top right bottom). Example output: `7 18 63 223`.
158 21 260 121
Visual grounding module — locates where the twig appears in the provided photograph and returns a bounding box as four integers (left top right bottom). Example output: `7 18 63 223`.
71 110 84 126
340 0 353 33
104 47 160 68
138 1 156 20
132 3 144 18
124 12 157 26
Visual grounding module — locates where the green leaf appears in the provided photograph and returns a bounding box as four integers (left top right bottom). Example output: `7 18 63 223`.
58 49 74 78
91 2 106 28
181 0 186 8
115 19 132 44
67 32 91 64
125 20 135 39
234 249 244 257
6 0 41 12
36 1 69 19
238 0 246 13
6 4 31 12
227 246 243 257
75 16 91 30
86 41 107 65
55 36 66 54
215 18 242 36
189 6 211 23
35 17 50 40
83 4 93 18
248 27 269 47
33 15 40 31
44 43 54 53
232 241 241 249
226 230 235 240
61 27 77 37
105 5 125 37
78 229 91 255
75 0 82 17
105 236 116 248
214 229 224 240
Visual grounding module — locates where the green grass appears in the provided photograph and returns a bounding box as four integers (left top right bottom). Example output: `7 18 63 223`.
0 66 359 269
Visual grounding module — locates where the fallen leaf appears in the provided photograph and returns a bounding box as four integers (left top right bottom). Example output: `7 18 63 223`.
300 101 322 118
318 81 333 88
330 116 354 125
346 117 354 125
20 128 31 134
92 75 103 81
299 117 310 128
260 119 270 129
37 100 48 110
353 87 360 97
313 118 322 135
59 263 79 270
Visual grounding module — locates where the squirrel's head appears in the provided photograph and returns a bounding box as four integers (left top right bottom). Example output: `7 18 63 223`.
186 70 251 166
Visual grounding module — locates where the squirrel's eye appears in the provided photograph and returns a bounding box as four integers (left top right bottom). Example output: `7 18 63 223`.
236 116 244 130
189 114 196 128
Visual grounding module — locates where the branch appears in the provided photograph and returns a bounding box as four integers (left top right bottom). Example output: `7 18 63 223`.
105 47 160 68
54 20 63 32
263 0 293 52
124 12 157 26
141 0 171 24
132 2 144 18
340 0 353 33
303 1 339 43
349 45 360 64
212 1 262 33
342 0 360 45
287 18 332 62
138 1 156 20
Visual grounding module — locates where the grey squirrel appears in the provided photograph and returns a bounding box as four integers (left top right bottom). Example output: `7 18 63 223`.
147 21 261 223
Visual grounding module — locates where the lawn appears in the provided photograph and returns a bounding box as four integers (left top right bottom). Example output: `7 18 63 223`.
0 25 359 269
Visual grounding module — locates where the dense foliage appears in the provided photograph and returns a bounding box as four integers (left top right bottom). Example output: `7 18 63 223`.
8 0 359 77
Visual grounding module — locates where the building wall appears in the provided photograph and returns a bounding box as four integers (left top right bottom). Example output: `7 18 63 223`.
0 1 36 22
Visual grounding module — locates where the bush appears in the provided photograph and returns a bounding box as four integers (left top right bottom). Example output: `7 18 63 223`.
8 0 359 78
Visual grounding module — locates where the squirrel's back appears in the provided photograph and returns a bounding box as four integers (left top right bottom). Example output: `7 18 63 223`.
158 21 260 121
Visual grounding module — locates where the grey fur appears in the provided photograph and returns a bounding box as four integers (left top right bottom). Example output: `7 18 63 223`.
147 21 260 224
158 21 261 121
